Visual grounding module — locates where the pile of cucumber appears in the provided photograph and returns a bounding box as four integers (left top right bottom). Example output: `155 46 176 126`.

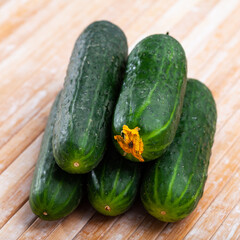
29 20 217 222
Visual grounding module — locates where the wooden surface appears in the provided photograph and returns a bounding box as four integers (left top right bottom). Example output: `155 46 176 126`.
0 0 240 239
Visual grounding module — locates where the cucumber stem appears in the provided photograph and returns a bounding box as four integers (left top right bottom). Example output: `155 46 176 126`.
161 211 166 215
105 205 111 211
74 162 79 167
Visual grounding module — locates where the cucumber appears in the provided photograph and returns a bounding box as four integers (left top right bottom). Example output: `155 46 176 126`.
52 21 128 173
141 79 217 222
112 34 187 162
29 92 83 221
87 147 141 216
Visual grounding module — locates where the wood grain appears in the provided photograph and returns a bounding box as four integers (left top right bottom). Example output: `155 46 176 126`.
0 0 239 239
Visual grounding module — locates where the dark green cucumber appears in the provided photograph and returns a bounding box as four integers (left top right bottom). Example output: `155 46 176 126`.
87 147 141 216
29 92 83 221
141 79 217 222
52 21 128 174
112 34 187 162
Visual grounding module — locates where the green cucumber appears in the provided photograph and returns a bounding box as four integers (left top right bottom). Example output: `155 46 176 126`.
29 92 83 221
52 21 128 173
87 147 141 216
141 79 217 222
112 34 187 162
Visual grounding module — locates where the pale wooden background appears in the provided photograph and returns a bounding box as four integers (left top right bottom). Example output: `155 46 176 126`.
0 0 240 239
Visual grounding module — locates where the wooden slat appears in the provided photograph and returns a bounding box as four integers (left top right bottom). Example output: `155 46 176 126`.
211 201 240 240
181 0 239 56
0 0 51 43
184 168 240 240
100 202 146 240
127 0 202 50
0 83 59 147
128 215 167 239
170 0 219 41
17 201 95 240
45 201 95 240
0 202 37 239
0 101 52 173
18 217 63 240
0 0 10 9
0 135 41 199
188 4 240 78
73 212 118 240
0 135 42 228
0 168 34 228
0 0 68 60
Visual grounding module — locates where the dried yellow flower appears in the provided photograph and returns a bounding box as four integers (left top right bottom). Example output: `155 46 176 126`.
114 125 144 162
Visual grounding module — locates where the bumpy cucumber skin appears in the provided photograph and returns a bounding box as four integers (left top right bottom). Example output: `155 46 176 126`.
52 21 128 173
29 92 83 221
141 79 217 222
87 148 141 216
113 34 187 162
